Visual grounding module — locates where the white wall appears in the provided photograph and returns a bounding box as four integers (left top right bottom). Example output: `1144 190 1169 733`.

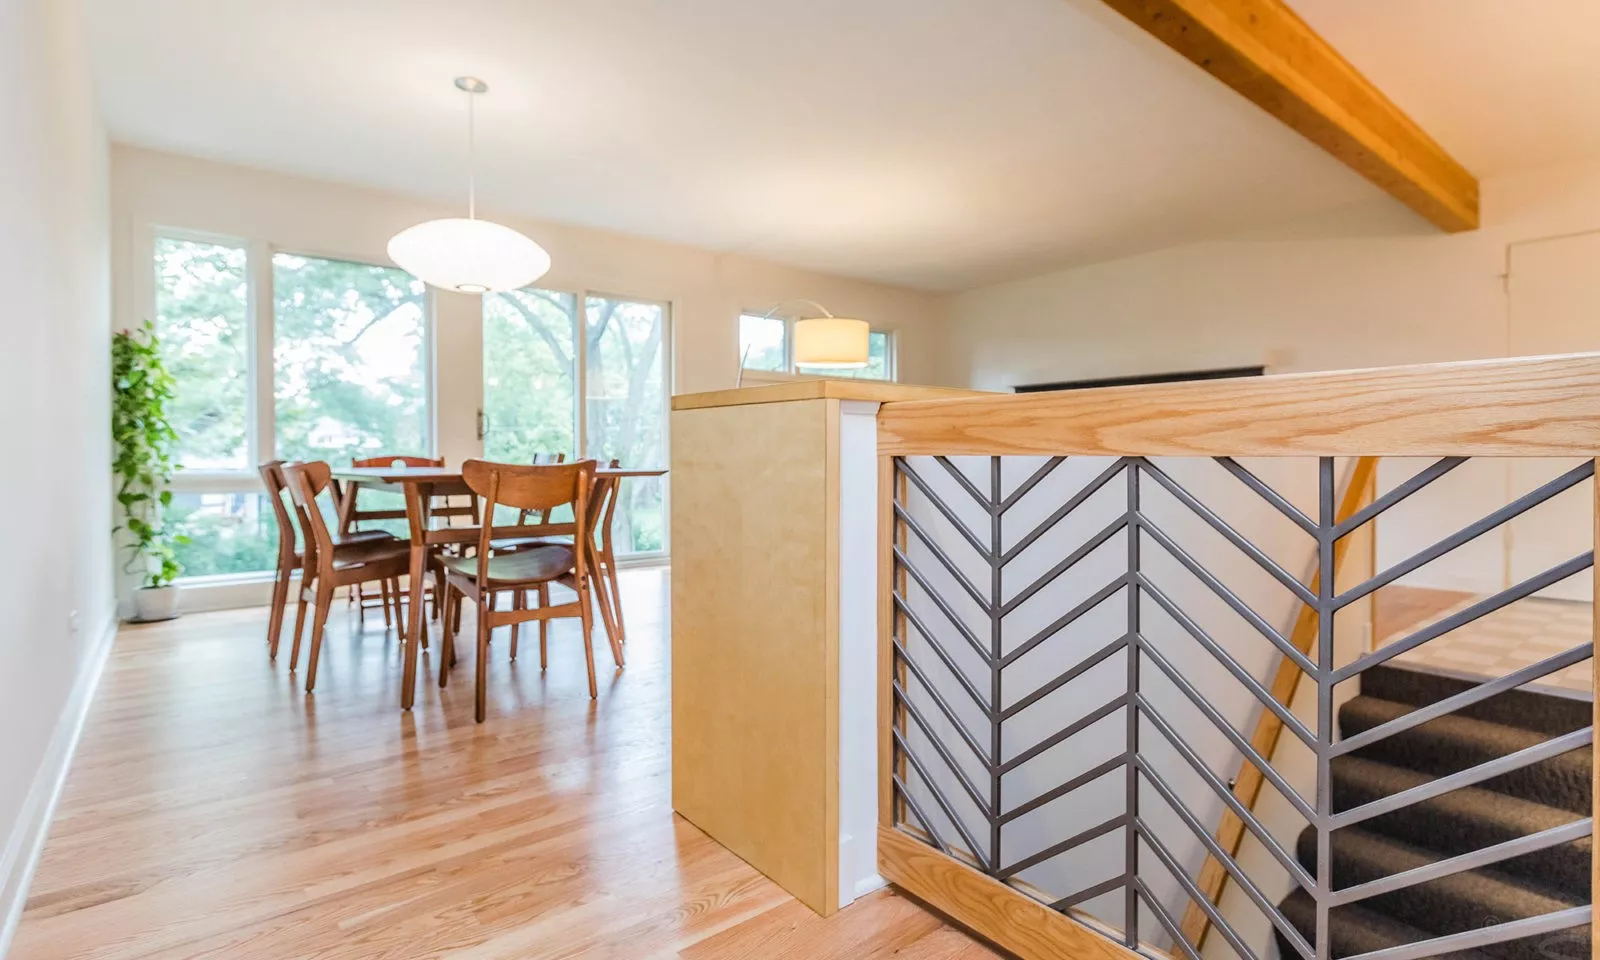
0 0 114 949
942 160 1600 596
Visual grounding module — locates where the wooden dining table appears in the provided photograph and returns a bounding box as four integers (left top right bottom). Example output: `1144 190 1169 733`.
330 464 668 710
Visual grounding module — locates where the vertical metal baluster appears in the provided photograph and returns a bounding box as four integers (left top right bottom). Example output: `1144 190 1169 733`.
1125 459 1141 946
1315 457 1335 960
990 457 1004 875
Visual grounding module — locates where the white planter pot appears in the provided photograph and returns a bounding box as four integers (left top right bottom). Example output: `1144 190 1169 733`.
133 584 182 623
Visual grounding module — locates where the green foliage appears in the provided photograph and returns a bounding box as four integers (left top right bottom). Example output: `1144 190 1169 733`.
112 320 186 587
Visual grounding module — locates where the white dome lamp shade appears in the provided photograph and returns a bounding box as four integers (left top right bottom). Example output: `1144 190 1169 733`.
793 311 869 369
387 77 551 294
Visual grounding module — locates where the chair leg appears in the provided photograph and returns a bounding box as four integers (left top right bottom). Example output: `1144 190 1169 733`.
432 563 445 621
537 584 550 670
390 576 403 627
439 587 456 688
510 590 524 661
355 581 365 626
267 568 289 660
605 557 626 645
578 581 598 699
289 584 311 672
592 569 624 668
305 578 335 693
475 596 492 722
379 578 393 628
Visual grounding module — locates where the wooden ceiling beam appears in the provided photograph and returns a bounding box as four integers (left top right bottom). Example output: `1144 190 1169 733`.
1096 0 1479 231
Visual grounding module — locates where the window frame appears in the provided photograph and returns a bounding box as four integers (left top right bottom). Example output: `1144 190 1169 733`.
738 311 896 382
147 226 438 580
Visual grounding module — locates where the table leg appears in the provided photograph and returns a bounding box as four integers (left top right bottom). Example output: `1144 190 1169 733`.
400 482 432 711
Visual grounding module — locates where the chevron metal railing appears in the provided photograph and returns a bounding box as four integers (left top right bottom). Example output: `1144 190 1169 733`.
874 355 1600 960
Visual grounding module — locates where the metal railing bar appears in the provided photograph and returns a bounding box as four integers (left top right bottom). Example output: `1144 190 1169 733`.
894 678 995 775
892 694 996 817
1341 905 1592 960
1332 642 1595 756
1214 457 1318 537
1000 516 1130 617
1332 551 1594 682
1332 456 1467 540
893 615 993 716
1001 575 1130 668
1137 648 1318 823
1002 635 1128 721
1329 818 1593 907
1136 878 1204 960
896 458 996 562
999 456 1069 513
1133 684 1316 894
1140 578 1318 749
999 457 1131 564
895 730 992 869
999 755 1127 826
998 813 1129 880
1049 873 1129 912
933 456 996 514
892 774 951 857
1335 460 1594 608
896 691 992 816
1137 460 1318 607
1135 814 1284 960
895 505 993 614
1000 694 1129 775
1331 726 1594 829
893 557 989 663
1139 681 1312 825
1137 517 1316 677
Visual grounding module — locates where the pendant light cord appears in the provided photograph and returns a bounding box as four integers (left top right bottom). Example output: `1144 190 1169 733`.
466 87 477 220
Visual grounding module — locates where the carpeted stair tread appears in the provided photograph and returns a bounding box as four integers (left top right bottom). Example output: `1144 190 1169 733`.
1330 755 1590 897
1360 665 1591 737
1339 695 1590 813
1292 826 1589 960
1277 888 1491 960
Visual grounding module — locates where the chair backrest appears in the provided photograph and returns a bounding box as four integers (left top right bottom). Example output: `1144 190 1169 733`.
519 452 569 522
351 454 443 468
282 461 339 567
464 459 596 578
258 460 301 562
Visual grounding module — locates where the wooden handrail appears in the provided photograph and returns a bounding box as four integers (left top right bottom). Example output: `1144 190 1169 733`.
878 354 1600 458
1178 456 1379 949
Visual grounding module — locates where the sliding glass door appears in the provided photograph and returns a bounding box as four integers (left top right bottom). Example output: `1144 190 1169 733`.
482 289 669 559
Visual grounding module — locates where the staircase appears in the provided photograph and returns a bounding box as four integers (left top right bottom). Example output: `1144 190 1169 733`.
1277 664 1592 960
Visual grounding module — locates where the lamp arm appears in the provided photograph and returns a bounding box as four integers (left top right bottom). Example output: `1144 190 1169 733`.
759 298 835 320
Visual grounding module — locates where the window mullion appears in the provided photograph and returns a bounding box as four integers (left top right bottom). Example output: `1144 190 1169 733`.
250 239 275 463
574 292 588 459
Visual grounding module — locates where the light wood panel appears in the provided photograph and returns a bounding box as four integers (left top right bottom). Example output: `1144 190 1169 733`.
879 826 1141 960
671 380 981 412
11 575 997 960
1180 456 1377 947
1095 0 1478 232
879 354 1600 458
670 398 840 915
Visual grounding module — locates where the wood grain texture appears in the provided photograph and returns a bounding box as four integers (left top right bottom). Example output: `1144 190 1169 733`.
10 573 996 960
1094 0 1477 231
1179 456 1377 948
879 827 1141 960
670 399 839 916
671 380 980 412
879 354 1600 458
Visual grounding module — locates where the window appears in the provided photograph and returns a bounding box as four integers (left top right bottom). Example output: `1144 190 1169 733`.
273 254 428 461
482 289 670 558
152 234 434 580
738 314 895 381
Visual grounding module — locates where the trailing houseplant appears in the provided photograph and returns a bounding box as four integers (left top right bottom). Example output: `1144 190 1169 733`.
113 320 187 620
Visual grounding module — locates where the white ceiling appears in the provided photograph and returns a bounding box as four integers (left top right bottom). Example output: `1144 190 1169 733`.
85 0 1600 291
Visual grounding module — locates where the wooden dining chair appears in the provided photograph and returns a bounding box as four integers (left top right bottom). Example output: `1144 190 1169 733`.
258 460 396 660
439 458 600 721
284 461 413 693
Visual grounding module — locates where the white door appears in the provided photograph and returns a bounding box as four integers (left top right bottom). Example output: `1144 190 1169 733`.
1505 232 1600 602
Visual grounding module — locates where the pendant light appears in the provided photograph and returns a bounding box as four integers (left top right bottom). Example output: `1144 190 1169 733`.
387 77 551 293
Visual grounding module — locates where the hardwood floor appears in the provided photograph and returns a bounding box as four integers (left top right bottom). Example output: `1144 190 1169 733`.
12 568 996 960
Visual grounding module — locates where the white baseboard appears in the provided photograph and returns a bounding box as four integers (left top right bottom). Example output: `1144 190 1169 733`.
0 610 118 955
